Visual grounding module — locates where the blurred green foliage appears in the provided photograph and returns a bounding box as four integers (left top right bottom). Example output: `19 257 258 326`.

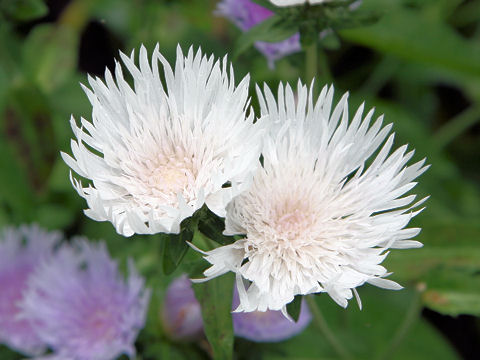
0 0 479 359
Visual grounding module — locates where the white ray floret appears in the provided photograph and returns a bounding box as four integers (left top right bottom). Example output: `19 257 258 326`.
62 45 263 236
192 82 429 313
270 0 332 7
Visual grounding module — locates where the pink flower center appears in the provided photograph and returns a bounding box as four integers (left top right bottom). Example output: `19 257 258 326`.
148 161 194 196
125 151 197 208
274 206 313 241
277 209 307 233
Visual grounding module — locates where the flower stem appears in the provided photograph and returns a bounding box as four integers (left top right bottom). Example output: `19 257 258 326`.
306 295 353 360
433 105 480 150
318 46 332 84
376 287 423 360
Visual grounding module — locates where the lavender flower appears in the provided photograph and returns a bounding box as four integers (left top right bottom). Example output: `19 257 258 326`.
0 225 60 356
21 240 150 360
232 290 312 342
216 0 301 68
162 275 204 341
162 276 311 342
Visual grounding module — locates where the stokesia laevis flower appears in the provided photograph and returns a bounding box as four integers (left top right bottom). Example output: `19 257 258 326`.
0 224 60 356
162 275 311 342
21 240 150 360
270 0 362 9
62 45 262 236
270 0 332 6
192 82 429 314
162 275 204 341
216 0 301 68
232 289 311 342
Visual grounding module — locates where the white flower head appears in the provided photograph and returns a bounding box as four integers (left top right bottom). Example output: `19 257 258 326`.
192 82 429 313
270 0 332 7
62 45 263 236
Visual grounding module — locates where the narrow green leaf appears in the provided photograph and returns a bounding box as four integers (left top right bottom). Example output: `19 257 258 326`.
286 295 303 322
340 8 480 79
0 133 36 222
22 24 79 93
385 220 480 316
271 289 458 360
422 289 480 317
161 218 194 275
185 257 211 279
193 274 234 360
197 207 234 246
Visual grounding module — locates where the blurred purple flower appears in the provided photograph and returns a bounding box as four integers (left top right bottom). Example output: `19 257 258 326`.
216 0 301 68
162 275 204 341
21 239 150 360
232 289 312 342
0 225 60 356
162 275 311 343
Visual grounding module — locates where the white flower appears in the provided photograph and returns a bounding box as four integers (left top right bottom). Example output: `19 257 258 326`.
270 0 332 7
62 45 262 236
192 82 429 313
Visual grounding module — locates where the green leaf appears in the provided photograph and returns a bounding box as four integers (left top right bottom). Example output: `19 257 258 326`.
385 220 480 316
193 273 234 360
264 288 459 360
0 83 58 223
0 0 48 22
22 24 79 93
197 207 234 246
4 85 56 191
286 295 303 322
422 289 480 318
233 15 298 59
161 219 194 275
339 8 480 80
35 203 75 230
0 131 36 222
319 30 341 50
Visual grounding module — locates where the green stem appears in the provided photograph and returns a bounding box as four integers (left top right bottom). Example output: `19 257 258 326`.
376 288 422 360
433 105 480 150
317 46 332 84
306 296 353 360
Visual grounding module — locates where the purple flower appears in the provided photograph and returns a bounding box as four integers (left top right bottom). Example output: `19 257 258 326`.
232 290 312 342
0 225 60 356
21 239 150 360
162 275 204 341
216 0 301 68
162 276 311 343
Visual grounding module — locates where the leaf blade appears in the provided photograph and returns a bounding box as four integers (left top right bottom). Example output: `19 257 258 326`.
193 274 234 360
